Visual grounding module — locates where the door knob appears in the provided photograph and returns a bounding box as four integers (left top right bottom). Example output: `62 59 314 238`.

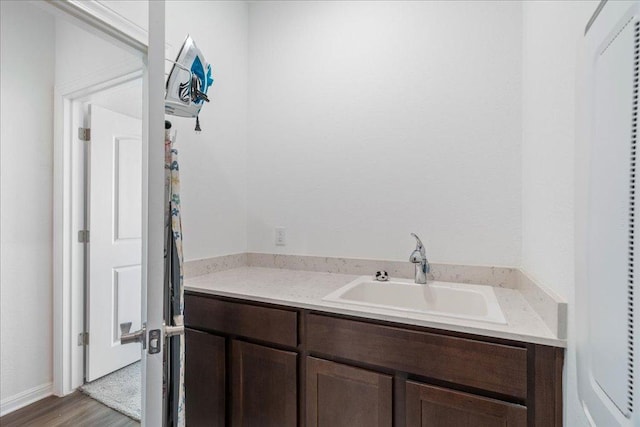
165 315 185 338
120 322 146 349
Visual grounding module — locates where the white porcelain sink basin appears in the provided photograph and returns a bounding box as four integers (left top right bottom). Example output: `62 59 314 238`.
323 276 507 324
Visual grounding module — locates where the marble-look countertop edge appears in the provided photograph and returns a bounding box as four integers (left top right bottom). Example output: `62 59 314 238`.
184 267 566 348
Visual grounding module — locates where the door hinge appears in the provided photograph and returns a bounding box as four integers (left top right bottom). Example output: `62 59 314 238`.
78 127 91 141
78 230 90 243
77 332 89 346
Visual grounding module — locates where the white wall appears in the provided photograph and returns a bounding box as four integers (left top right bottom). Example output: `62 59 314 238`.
521 1 598 426
55 16 141 87
0 0 55 409
165 0 249 261
247 1 523 265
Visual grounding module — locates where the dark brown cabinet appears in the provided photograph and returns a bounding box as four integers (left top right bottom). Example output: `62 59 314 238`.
306 357 392 427
231 340 298 427
406 381 527 427
185 293 564 427
184 328 225 427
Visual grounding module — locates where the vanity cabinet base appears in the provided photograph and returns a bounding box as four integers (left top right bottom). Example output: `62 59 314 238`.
185 293 563 427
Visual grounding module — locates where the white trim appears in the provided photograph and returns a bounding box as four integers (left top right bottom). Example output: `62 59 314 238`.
41 0 148 54
0 383 53 417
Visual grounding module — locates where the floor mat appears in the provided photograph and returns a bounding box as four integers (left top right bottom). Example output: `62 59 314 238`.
80 361 141 421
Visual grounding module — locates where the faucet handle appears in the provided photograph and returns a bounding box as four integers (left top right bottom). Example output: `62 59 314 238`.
410 233 426 256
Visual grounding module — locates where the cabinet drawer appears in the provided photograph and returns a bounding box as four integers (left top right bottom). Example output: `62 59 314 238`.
307 314 527 399
185 295 298 347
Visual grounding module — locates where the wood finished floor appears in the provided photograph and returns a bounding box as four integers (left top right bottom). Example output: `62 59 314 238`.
0 392 139 427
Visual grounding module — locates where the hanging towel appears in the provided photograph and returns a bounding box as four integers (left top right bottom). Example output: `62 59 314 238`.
165 129 185 427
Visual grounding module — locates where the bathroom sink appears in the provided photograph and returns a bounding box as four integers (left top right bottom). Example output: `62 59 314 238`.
322 276 507 324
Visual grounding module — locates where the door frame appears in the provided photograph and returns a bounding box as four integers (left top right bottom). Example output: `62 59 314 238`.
50 3 167 426
54 67 144 395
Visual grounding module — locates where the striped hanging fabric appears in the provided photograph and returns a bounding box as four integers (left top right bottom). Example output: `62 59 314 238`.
165 128 185 427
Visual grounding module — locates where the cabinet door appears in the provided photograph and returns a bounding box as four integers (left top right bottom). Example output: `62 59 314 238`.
185 328 225 427
406 381 527 427
306 357 392 427
231 340 297 427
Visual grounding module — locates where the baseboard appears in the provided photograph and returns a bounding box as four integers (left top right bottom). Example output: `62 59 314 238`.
0 382 53 417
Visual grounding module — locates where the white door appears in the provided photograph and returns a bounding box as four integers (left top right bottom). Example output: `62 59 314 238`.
87 104 143 382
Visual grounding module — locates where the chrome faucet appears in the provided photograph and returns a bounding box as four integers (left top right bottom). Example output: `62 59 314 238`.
409 233 430 284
